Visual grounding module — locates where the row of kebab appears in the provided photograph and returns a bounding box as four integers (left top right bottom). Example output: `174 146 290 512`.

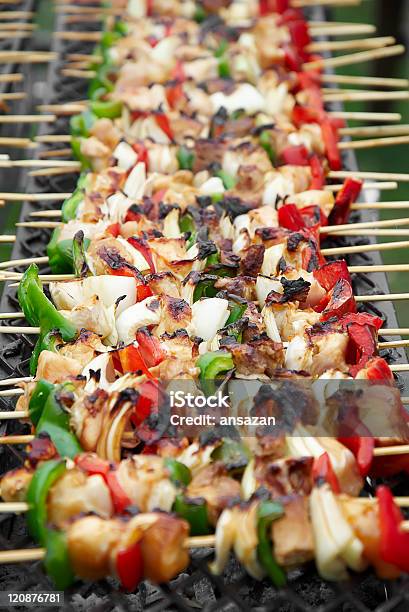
1 0 409 594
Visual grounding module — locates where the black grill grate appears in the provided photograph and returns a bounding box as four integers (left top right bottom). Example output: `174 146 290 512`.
0 6 408 611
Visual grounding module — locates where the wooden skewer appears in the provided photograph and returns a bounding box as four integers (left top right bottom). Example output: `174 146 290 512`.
28 167 80 178
304 44 405 71
0 326 40 334
56 31 101 42
0 435 34 444
0 256 49 270
380 329 409 336
328 111 401 122
350 264 409 273
374 445 409 457
60 68 96 79
352 202 409 210
378 340 409 349
324 218 409 232
0 12 34 20
30 210 62 218
310 25 376 36
0 312 24 320
16 221 62 229
390 364 409 372
0 23 35 31
330 229 409 237
325 91 409 103
0 376 32 386
66 53 102 63
0 92 27 101
322 240 409 256
0 193 70 202
0 73 23 83
0 389 23 397
0 51 57 63
0 31 31 40
0 236 16 244
330 171 409 182
0 115 56 124
38 148 73 159
37 103 87 114
326 182 398 192
307 37 395 53
0 138 36 149
0 160 79 169
320 74 408 89
339 135 409 151
35 134 72 143
293 0 361 7
339 125 409 138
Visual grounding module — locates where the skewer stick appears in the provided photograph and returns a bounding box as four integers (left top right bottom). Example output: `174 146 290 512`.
60 68 96 79
37 103 86 114
0 236 16 243
15 221 62 229
324 91 409 103
0 312 24 320
0 160 79 169
0 138 36 149
56 31 101 42
0 327 40 334
350 264 409 273
35 135 71 143
373 445 409 457
329 171 409 182
310 25 376 36
378 339 409 348
307 37 395 53
28 167 80 178
381 329 409 336
66 53 102 63
0 23 35 31
38 148 73 159
322 240 409 256
325 182 397 192
0 256 49 270
320 74 408 89
0 92 27 101
0 389 23 397
0 73 23 83
329 229 409 237
0 12 34 20
293 0 361 7
0 412 28 420
352 202 409 210
303 44 405 71
0 115 56 124
0 52 57 63
328 111 401 123
0 193 70 202
339 135 409 151
30 211 62 218
324 218 409 232
0 32 31 40
0 435 34 444
339 125 409 138
0 376 32 386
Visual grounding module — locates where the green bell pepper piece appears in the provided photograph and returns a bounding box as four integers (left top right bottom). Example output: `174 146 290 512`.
194 4 206 22
197 350 234 396
18 264 77 374
36 385 83 459
225 303 246 326
211 438 250 473
257 500 286 587
164 458 191 487
218 57 231 79
28 380 55 426
70 137 92 169
177 146 195 171
90 99 123 119
61 174 88 222
44 528 75 590
259 130 276 165
26 459 67 545
193 275 218 302
72 230 92 278
215 169 236 190
47 228 74 274
70 110 97 138
214 39 228 58
173 494 211 536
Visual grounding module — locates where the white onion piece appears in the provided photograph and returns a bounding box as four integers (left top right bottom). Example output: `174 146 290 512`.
211 83 264 115
123 162 146 199
113 141 138 170
116 296 161 343
83 352 116 392
190 298 229 341
255 275 282 307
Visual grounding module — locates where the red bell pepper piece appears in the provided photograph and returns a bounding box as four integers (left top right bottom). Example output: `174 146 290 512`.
278 203 305 231
309 154 326 190
288 20 311 50
292 105 320 127
124 206 141 223
328 177 363 226
281 144 310 166
116 343 152 377
132 143 149 171
154 112 174 141
259 0 289 14
339 312 383 332
128 237 156 273
319 278 356 320
312 452 340 493
355 356 394 382
106 470 133 514
313 260 351 291
131 379 162 427
117 540 144 591
135 328 165 368
377 485 409 573
345 322 378 376
107 223 121 237
338 436 374 477
136 284 153 302
321 118 341 171
283 43 303 72
300 205 327 229
75 453 110 477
